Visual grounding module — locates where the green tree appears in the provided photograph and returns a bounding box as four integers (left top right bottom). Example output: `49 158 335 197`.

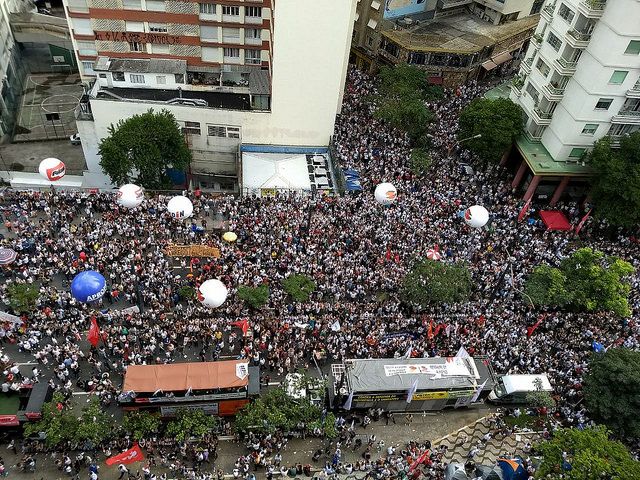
237 284 270 309
457 98 524 166
525 378 555 409
165 408 218 442
234 388 323 436
401 259 471 307
178 285 195 300
373 65 435 145
23 393 79 447
589 132 640 227
282 274 316 302
75 399 115 445
122 411 162 441
410 148 432 176
6 282 39 313
524 248 634 317
99 109 191 189
534 426 640 479
584 348 640 438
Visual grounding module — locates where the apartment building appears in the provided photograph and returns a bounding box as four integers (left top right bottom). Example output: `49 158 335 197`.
62 0 356 191
351 0 542 85
508 0 640 204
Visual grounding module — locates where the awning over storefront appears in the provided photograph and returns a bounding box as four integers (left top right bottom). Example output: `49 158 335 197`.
492 51 513 65
482 60 498 71
540 210 572 231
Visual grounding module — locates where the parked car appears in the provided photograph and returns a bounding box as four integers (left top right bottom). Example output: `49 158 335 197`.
69 133 81 145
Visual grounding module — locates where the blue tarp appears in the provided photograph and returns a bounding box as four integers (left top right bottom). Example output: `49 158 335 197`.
343 169 362 191
497 458 527 480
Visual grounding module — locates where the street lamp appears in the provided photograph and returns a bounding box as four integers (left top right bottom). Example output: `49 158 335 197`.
448 134 481 157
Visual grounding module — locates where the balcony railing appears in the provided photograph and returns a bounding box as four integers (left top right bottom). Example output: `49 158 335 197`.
556 57 578 70
541 4 555 20
627 82 640 98
577 0 606 18
618 110 640 117
566 29 592 48
532 33 543 45
534 107 553 119
521 57 534 73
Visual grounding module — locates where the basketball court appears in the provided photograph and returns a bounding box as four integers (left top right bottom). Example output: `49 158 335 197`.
14 74 85 142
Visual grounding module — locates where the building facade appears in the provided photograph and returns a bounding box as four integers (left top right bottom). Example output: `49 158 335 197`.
508 0 640 204
63 0 356 191
351 0 543 86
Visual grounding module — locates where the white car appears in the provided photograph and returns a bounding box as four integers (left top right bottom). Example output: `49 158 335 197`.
70 133 81 145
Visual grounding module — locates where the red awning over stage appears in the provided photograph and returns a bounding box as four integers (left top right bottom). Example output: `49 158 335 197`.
540 210 572 231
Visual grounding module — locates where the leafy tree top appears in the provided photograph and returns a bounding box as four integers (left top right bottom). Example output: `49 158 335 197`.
534 426 640 479
99 109 191 189
282 274 316 303
6 282 39 314
458 98 524 165
401 259 471 308
589 132 640 227
166 408 217 442
584 348 640 438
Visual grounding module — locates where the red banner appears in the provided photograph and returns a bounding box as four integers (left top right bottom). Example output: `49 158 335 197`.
87 317 100 347
231 319 249 336
105 444 144 466
574 209 592 235
517 199 532 223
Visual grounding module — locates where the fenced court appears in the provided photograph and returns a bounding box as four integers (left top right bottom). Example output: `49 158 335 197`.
13 74 85 142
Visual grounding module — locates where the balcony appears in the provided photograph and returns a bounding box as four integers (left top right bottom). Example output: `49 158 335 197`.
532 33 543 47
523 130 543 143
611 110 640 124
627 82 640 99
577 0 606 18
532 106 553 125
566 29 592 48
542 83 566 101
521 57 534 74
541 4 555 21
553 57 578 75
510 76 525 96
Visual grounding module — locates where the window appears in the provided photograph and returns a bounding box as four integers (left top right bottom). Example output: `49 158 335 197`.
568 147 586 158
175 73 184 83
222 5 239 15
156 75 166 85
609 70 628 84
581 123 598 135
129 41 144 52
123 0 141 9
199 3 215 14
536 58 550 77
149 23 167 33
624 40 640 55
245 6 261 17
530 0 544 14
222 27 240 41
81 61 94 74
227 127 240 138
245 49 261 64
408 52 426 65
182 121 201 135
99 73 107 78
200 26 218 40
223 47 240 58
595 98 613 110
366 34 374 48
152 44 170 54
112 71 125 81
546 32 562 51
126 21 144 32
557 4 575 24
130 74 145 83
207 125 240 138
245 28 261 40
525 82 539 102
146 0 165 11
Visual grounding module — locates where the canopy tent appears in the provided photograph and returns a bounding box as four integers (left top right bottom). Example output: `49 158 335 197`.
497 458 527 480
242 152 313 193
123 360 249 393
540 210 572 231
445 463 470 480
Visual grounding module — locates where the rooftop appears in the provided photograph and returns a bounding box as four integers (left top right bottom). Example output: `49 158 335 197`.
96 86 251 110
105 58 187 75
382 13 539 54
515 135 592 177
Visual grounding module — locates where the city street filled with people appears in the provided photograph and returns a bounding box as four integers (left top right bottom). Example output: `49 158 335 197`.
0 67 638 479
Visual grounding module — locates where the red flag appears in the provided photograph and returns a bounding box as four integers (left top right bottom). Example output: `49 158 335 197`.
385 246 391 261
517 198 532 223
409 449 431 472
231 319 249 336
427 319 434 340
526 317 544 338
434 323 446 337
87 317 99 347
574 208 592 235
105 444 144 466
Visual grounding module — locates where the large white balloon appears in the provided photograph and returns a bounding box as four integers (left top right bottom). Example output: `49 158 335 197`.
38 158 66 181
167 196 193 219
464 205 489 228
117 184 144 208
374 183 397 205
198 279 228 308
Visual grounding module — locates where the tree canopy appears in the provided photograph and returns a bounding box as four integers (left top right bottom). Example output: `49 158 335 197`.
165 408 218 442
6 282 39 313
122 411 162 441
457 98 524 166
99 109 191 189
584 348 640 438
534 426 640 479
237 284 270 309
589 132 640 227
524 248 634 317
401 259 471 307
282 274 316 303
373 65 438 146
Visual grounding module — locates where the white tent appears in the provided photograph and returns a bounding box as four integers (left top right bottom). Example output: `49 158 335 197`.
242 152 313 194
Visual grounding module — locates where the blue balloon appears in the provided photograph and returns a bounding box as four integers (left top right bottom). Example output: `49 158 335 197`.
71 270 107 303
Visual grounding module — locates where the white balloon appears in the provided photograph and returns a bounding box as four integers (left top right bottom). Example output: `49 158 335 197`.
198 279 228 308
117 184 144 208
167 196 193 219
374 183 397 205
38 158 66 181
464 205 489 228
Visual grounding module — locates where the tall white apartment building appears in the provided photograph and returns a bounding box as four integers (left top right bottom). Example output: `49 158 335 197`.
60 0 356 192
509 0 640 204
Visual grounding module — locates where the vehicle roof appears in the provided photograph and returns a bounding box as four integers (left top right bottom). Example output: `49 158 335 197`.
501 374 552 394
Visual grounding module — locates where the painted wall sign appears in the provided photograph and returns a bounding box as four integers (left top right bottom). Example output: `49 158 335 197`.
95 31 180 45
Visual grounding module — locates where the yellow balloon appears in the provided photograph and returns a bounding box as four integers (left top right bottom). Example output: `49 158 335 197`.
222 231 238 242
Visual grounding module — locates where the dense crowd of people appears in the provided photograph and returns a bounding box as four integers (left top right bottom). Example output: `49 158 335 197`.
0 66 638 479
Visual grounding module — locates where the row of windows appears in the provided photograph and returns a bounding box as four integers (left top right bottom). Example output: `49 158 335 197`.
545 29 640 58
182 122 241 138
198 4 262 17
